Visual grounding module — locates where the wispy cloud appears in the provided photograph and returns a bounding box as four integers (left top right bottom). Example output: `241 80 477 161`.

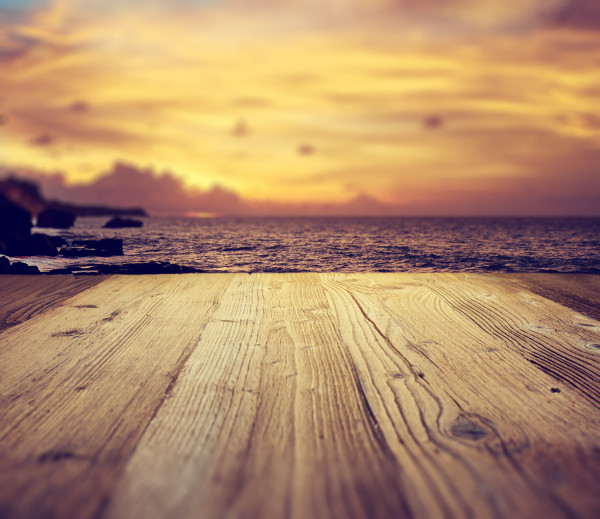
1 0 599 214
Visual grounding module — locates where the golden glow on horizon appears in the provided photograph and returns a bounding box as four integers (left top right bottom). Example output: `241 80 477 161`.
1 0 599 214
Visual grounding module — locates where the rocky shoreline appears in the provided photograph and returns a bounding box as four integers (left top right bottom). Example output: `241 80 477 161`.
45 261 202 275
0 256 205 275
1 176 150 274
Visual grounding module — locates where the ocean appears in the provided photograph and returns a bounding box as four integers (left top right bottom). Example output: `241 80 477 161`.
25 216 600 273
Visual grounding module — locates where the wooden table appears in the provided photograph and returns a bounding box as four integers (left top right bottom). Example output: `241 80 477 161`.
1 273 599 519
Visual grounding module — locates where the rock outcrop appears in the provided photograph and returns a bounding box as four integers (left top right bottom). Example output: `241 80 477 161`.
7 261 41 274
0 176 149 270
37 208 76 229
48 236 68 247
46 261 199 275
0 256 41 274
103 217 143 229
0 234 59 257
0 195 59 257
59 238 123 257
0 194 32 237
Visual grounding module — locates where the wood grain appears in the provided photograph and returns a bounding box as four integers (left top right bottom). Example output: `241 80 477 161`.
321 273 600 519
507 273 600 321
0 275 104 333
0 273 599 519
0 273 235 519
106 273 412 519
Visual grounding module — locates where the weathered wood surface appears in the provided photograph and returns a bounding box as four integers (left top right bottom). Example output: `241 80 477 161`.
507 273 600 321
0 274 234 519
0 275 104 333
0 273 599 519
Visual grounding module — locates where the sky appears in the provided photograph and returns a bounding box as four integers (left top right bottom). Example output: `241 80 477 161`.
0 0 599 215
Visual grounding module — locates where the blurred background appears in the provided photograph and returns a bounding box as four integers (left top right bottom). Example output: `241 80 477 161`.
1 0 599 216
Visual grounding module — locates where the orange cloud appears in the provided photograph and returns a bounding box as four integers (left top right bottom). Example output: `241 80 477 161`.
0 0 599 214
6 157 599 216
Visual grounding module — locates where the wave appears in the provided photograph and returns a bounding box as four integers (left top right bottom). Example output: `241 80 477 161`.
17 216 600 273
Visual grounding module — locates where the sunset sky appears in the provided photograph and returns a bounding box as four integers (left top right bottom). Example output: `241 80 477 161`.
0 0 599 215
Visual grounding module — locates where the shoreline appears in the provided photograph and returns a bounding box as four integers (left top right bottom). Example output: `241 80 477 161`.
4 256 600 276
3 216 600 275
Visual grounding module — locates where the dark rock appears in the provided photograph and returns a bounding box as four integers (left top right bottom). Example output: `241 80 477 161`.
73 238 123 255
60 238 123 257
47 236 68 247
59 247 97 258
9 261 41 275
0 256 9 273
113 261 194 274
0 256 41 274
0 233 59 257
22 234 59 256
46 261 200 275
72 238 120 249
37 208 76 229
0 195 32 237
0 177 46 215
103 217 143 229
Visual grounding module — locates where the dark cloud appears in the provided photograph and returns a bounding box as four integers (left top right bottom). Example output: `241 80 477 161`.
0 29 80 67
35 162 247 215
556 112 600 130
14 106 150 148
423 115 443 130
550 0 600 29
69 101 90 113
232 119 248 137
298 144 315 156
13 161 401 216
8 157 600 216
392 147 600 216
30 133 55 146
0 32 39 62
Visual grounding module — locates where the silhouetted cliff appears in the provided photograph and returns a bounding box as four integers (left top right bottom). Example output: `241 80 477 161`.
0 177 148 218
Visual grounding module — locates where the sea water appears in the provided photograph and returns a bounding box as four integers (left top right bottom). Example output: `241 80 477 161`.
25 216 600 273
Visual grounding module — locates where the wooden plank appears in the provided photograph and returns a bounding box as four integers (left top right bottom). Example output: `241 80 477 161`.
0 273 235 519
506 273 600 321
1 273 599 519
0 275 105 333
441 274 600 407
105 273 413 519
321 273 600 519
